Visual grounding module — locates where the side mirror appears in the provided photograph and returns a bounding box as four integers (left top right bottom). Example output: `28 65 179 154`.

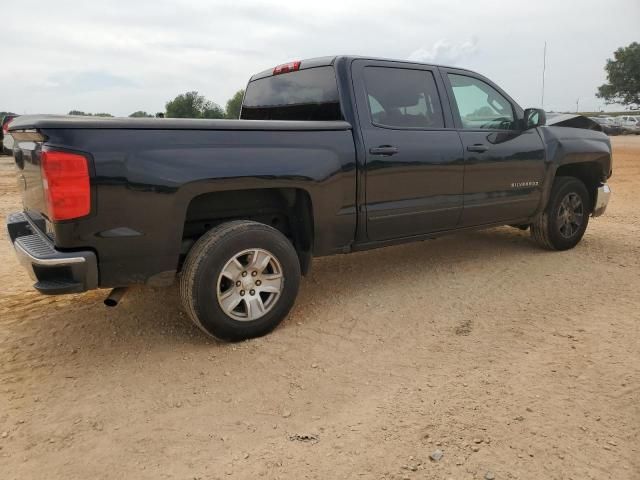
523 108 546 129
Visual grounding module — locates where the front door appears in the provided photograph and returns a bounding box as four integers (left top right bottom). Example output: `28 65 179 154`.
442 69 546 226
352 60 465 241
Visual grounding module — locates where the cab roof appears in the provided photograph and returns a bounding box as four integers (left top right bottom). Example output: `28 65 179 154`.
249 55 474 81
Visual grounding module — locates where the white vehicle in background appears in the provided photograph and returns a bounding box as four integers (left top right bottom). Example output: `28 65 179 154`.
618 115 640 134
590 117 623 136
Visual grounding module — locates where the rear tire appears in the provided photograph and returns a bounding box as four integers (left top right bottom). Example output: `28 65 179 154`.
180 220 301 341
531 176 590 250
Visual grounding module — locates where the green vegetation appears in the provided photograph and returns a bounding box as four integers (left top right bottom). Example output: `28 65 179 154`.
597 42 640 108
225 90 244 119
68 111 113 117
163 89 244 119
165 91 225 119
6 89 244 120
129 111 153 118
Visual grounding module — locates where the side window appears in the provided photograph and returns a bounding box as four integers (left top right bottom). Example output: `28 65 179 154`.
448 74 516 130
363 67 445 129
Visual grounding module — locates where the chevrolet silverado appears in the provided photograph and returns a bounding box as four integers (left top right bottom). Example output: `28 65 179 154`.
6 56 612 341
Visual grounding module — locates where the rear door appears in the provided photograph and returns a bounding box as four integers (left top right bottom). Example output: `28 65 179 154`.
441 68 545 226
352 59 464 241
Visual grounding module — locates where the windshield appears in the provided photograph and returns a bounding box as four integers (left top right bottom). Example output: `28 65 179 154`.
241 66 342 121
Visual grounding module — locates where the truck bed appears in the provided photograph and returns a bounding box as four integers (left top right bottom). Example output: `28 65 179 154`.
9 115 352 131
8 114 358 289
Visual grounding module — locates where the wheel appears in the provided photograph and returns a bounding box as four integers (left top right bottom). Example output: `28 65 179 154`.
531 176 590 251
180 220 301 341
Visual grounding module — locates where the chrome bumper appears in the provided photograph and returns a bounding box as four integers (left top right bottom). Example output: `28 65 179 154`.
592 184 611 217
7 212 98 294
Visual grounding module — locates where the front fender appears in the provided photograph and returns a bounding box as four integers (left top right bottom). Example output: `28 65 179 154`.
536 126 612 214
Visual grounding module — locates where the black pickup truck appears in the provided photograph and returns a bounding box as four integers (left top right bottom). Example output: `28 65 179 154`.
7 56 612 341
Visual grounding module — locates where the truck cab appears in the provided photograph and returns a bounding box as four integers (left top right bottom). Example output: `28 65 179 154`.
241 56 609 244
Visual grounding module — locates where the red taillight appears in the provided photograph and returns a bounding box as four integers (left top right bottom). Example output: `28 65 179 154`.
40 149 91 221
2 119 11 134
273 60 301 75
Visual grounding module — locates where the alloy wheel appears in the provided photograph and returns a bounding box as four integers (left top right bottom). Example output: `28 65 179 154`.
216 248 284 321
557 192 584 238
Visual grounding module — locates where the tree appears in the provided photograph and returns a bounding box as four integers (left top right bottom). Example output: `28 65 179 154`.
68 110 113 117
225 89 244 119
165 91 225 119
202 104 226 119
597 42 640 108
129 111 153 118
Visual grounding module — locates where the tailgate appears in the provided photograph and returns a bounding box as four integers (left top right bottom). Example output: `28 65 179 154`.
12 134 48 218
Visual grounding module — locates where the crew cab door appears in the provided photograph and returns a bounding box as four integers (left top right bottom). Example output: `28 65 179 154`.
441 68 546 226
352 60 464 241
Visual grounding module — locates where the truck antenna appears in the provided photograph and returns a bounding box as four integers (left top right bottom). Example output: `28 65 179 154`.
541 41 547 109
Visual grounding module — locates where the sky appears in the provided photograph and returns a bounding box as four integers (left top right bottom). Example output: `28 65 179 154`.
1 0 638 116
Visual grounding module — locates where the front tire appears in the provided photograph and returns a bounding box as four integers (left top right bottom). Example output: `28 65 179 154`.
531 176 590 250
180 220 301 341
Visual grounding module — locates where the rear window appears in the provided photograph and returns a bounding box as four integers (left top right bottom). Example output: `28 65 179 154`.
241 66 342 121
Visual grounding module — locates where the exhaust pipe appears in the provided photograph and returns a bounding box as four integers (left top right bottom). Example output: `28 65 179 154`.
104 287 128 307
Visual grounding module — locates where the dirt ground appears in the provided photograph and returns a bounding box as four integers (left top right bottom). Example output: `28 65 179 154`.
0 137 638 480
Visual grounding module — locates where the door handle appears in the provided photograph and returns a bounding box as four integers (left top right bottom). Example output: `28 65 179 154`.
369 145 398 156
467 144 489 153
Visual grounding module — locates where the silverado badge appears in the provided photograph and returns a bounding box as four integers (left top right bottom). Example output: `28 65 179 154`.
511 181 539 188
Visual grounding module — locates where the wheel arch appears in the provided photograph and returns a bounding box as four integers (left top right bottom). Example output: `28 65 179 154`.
553 161 604 211
179 187 315 274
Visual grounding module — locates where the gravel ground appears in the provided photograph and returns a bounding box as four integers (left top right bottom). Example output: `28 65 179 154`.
0 137 638 479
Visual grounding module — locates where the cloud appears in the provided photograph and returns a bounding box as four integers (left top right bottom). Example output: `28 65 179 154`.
407 37 479 66
45 71 136 93
1 0 638 115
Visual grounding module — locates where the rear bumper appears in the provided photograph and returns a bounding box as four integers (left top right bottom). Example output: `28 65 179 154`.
7 212 98 294
592 183 611 217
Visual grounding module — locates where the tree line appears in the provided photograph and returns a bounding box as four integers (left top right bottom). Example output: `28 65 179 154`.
5 42 639 118
63 42 640 118
65 89 245 120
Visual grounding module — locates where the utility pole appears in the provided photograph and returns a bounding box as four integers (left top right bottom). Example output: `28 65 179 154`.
541 41 547 108
576 98 580 113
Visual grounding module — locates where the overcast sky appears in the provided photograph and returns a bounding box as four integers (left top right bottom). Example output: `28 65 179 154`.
2 0 638 116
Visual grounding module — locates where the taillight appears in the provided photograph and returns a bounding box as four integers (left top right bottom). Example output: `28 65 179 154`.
40 149 91 221
273 60 301 75
2 119 11 134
